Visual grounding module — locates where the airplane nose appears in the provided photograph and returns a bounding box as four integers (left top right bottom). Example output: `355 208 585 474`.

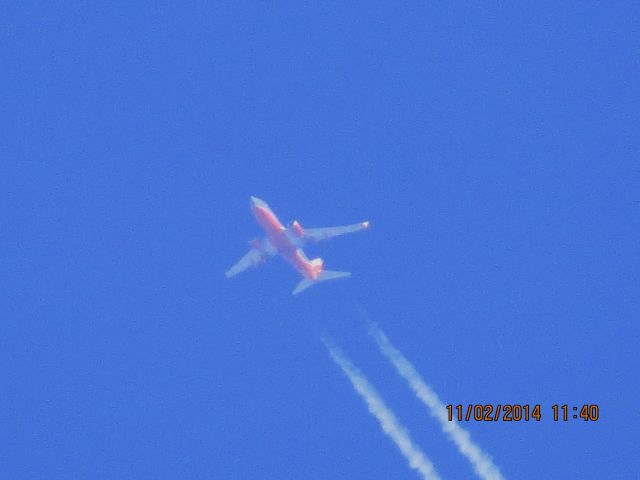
250 196 266 208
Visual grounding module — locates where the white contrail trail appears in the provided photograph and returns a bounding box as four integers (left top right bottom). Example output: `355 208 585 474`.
322 339 442 480
368 323 506 480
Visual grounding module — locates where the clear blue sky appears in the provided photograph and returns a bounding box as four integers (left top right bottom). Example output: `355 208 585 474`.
3 3 639 479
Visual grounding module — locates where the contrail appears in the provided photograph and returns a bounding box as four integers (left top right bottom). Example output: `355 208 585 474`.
322 339 442 480
368 323 506 480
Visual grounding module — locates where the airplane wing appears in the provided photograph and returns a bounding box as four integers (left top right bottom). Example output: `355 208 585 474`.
225 247 268 278
303 221 370 243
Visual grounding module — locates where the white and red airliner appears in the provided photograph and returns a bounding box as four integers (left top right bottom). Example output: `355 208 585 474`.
225 196 370 294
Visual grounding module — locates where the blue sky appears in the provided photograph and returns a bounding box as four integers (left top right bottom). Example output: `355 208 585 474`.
3 2 639 479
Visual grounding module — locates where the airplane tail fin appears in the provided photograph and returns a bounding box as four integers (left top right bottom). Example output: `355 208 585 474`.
292 270 351 295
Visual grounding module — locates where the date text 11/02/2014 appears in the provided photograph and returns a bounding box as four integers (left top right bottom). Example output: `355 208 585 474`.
446 404 600 422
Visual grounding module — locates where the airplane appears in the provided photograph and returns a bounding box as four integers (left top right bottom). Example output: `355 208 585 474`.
225 196 370 294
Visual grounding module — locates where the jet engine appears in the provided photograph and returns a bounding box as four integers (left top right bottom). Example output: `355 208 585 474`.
291 220 305 237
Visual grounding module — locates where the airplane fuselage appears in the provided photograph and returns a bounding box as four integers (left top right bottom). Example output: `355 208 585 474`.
250 197 320 279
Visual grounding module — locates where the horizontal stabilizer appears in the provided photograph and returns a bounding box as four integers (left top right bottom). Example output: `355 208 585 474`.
292 270 351 295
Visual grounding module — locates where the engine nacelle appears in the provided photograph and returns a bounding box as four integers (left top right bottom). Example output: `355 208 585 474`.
249 238 262 251
291 220 305 237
